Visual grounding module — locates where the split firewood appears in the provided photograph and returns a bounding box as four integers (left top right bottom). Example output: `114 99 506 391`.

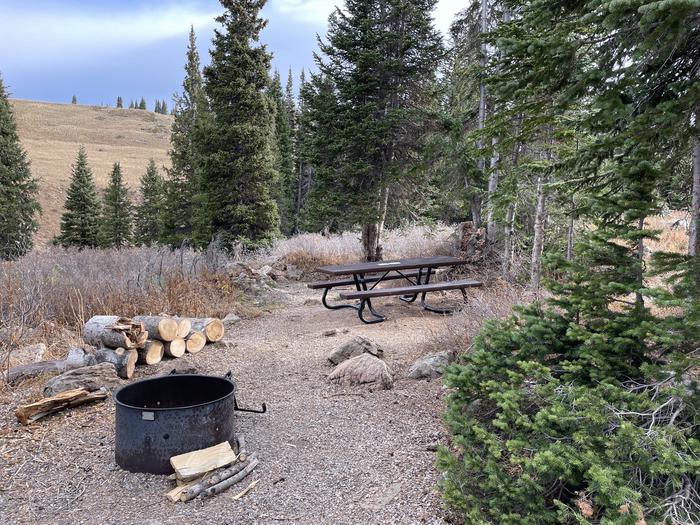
83 316 147 350
185 331 206 354
173 317 192 339
166 474 205 503
15 387 108 425
133 316 178 342
170 441 237 481
92 347 137 379
180 453 258 502
163 338 186 358
189 318 225 343
138 340 164 365
236 435 248 462
4 346 96 384
43 362 121 397
232 479 259 500
199 457 259 500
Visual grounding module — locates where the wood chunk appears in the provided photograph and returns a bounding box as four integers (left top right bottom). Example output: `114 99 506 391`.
43 362 121 397
83 315 146 350
180 453 257 502
4 347 95 384
170 441 237 481
174 317 192 339
190 318 225 342
93 347 137 379
185 331 206 354
133 316 178 342
163 338 186 358
16 387 108 425
166 475 205 503
138 340 164 365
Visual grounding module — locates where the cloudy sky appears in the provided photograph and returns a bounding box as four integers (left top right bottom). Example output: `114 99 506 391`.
0 0 464 107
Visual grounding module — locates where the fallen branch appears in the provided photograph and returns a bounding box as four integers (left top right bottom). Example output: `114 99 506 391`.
199 456 259 500
15 387 108 425
4 347 95 384
180 453 257 502
232 479 259 500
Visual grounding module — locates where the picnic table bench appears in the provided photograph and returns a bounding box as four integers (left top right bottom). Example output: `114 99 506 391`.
308 256 482 324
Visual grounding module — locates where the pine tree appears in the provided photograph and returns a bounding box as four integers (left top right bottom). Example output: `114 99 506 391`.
309 0 444 260
193 0 279 249
161 25 208 248
138 97 147 110
269 69 295 235
0 75 40 259
56 147 101 248
100 162 132 248
116 96 123 108
71 95 77 104
155 100 162 114
134 159 165 245
160 100 168 115
129 100 135 109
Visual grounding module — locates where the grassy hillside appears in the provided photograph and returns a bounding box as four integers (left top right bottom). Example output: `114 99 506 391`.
11 99 172 245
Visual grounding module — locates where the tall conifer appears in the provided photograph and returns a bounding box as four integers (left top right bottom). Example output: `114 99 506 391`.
134 160 165 245
100 162 132 248
116 96 123 108
0 75 40 259
138 97 147 110
269 69 295 235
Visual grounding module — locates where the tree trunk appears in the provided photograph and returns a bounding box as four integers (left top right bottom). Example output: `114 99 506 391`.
4 347 95 384
83 316 147 350
690 136 700 258
566 209 575 262
530 173 548 290
92 347 137 379
138 339 164 365
43 362 121 397
362 186 390 262
475 0 489 226
163 338 187 358
502 201 516 278
189 318 224 342
186 331 206 353
133 316 178 342
486 137 500 247
635 216 646 309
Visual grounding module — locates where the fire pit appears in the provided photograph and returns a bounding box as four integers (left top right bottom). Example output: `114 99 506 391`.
115 372 265 474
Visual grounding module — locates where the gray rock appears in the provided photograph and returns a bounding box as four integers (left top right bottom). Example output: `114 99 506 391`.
328 336 383 365
328 353 394 389
407 351 452 379
9 342 46 368
285 264 303 280
223 313 241 327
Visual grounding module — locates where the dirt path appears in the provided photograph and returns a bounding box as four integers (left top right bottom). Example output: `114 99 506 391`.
0 282 457 525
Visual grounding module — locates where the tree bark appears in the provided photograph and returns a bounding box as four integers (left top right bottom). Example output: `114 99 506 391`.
566 210 575 262
199 457 259 500
502 201 516 278
690 136 700 258
43 362 121 397
362 186 390 262
133 316 178 342
16 387 108 425
4 346 95 384
180 453 258 502
530 173 548 290
83 316 147 350
92 347 137 379
486 137 500 247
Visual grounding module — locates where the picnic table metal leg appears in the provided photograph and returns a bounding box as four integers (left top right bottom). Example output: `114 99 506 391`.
354 273 386 324
399 267 425 303
321 287 361 311
420 268 453 315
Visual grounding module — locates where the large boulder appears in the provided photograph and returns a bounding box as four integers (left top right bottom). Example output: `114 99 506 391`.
328 354 394 389
328 336 383 365
407 351 453 379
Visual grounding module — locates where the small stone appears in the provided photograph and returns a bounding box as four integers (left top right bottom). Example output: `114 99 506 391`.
328 353 394 389
322 329 338 337
9 342 46 368
285 264 303 280
407 351 452 380
304 298 321 306
223 313 242 327
327 336 383 365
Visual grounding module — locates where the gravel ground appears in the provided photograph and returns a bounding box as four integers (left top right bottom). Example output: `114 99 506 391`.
0 283 459 525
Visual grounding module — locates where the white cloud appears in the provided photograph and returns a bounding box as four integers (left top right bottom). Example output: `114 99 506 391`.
0 4 218 68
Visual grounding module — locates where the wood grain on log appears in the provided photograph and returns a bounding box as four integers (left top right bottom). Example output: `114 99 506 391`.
185 331 206 354
163 338 186 358
93 347 137 379
133 316 178 342
16 387 108 425
138 340 164 365
174 317 192 339
170 441 237 481
43 362 121 397
83 316 146 350
190 318 225 343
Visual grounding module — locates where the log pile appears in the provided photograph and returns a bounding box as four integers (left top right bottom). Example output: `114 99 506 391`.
166 436 259 503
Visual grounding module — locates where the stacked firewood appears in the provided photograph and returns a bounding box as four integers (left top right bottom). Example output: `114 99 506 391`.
166 437 259 503
81 315 226 378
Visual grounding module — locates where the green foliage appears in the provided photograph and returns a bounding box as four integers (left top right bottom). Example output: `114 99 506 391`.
193 0 279 250
160 99 168 115
0 75 40 259
129 100 135 109
71 95 77 104
155 100 162 114
100 162 132 248
138 97 147 110
56 147 101 248
134 159 165 245
116 96 123 108
161 26 208 248
269 69 295 235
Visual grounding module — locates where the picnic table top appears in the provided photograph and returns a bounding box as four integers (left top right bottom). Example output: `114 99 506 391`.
317 255 468 276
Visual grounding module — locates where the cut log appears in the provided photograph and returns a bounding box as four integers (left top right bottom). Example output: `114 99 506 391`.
4 347 95 384
174 317 192 339
199 457 259 499
83 316 147 350
236 435 248 462
166 475 204 503
163 338 186 358
170 441 237 481
92 347 137 379
133 316 178 342
43 362 121 397
16 387 108 425
185 331 206 354
180 453 258 502
189 318 225 343
138 340 164 365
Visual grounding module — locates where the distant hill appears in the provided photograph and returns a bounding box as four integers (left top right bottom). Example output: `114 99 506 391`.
11 99 173 245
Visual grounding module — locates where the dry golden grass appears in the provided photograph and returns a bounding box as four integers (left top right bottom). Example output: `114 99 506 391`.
646 211 689 255
11 99 172 245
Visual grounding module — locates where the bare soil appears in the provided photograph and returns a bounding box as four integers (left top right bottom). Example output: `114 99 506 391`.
0 282 460 525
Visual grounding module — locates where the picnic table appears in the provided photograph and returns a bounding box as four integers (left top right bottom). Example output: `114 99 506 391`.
308 256 482 324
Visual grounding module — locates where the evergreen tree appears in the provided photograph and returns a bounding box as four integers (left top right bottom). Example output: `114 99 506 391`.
269 69 295 235
308 0 444 260
138 97 147 110
129 100 135 109
56 147 101 248
155 100 162 114
193 0 279 249
71 95 77 104
160 99 168 115
0 75 40 259
116 96 123 108
161 25 208 248
100 162 132 248
134 159 165 245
